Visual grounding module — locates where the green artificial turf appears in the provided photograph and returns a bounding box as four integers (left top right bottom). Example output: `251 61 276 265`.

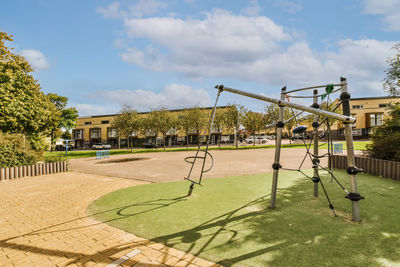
88 170 399 267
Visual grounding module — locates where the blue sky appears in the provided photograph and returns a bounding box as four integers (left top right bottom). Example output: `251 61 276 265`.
1 0 399 115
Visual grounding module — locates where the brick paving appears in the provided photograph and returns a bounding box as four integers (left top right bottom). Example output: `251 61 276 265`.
0 172 220 267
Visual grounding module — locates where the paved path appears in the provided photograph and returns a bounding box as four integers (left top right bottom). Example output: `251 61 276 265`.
69 148 324 183
0 172 218 267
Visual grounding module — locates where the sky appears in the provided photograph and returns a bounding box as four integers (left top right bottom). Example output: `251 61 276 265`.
1 0 399 116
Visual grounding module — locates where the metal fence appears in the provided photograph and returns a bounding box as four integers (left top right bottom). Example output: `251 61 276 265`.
0 161 68 181
331 155 400 180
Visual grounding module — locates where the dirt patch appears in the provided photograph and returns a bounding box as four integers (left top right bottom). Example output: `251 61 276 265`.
96 157 150 164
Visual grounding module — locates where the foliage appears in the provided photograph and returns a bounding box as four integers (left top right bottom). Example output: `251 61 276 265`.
111 105 141 151
178 106 208 146
223 104 244 148
383 43 400 96
47 93 78 152
367 102 400 161
213 109 226 147
0 32 59 146
147 107 177 150
241 109 264 146
44 153 67 163
0 132 37 167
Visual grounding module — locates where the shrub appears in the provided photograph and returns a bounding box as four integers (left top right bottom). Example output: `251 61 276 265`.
0 132 38 167
44 154 67 163
367 102 400 161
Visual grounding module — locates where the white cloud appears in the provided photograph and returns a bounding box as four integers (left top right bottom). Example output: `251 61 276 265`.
74 103 117 116
89 83 211 111
274 0 303 13
362 0 400 31
20 49 50 71
129 0 167 17
118 9 397 95
96 2 121 19
242 0 260 16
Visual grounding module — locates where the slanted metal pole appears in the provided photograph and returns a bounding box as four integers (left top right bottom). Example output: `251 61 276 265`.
313 89 319 197
341 77 361 222
269 87 286 209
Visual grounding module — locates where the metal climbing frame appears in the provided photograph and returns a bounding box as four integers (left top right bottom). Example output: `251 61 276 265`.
214 77 364 222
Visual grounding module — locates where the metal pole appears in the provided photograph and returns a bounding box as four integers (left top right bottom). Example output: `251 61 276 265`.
215 85 355 124
340 77 362 222
269 87 286 209
313 89 319 197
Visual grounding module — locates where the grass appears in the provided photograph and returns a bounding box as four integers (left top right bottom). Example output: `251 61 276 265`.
45 140 371 160
88 170 399 267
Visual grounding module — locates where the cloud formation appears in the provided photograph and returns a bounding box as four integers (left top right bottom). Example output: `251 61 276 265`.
89 83 211 111
20 49 50 71
362 0 400 31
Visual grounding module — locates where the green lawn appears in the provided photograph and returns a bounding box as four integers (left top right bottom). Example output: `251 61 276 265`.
88 170 399 267
45 141 371 160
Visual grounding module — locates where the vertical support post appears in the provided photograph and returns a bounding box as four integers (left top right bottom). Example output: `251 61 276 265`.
340 77 362 222
312 89 319 197
269 87 286 209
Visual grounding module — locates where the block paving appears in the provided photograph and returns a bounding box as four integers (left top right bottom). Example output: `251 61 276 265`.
0 172 220 267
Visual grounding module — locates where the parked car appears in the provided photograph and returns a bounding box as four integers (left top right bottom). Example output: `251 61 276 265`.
245 136 268 144
92 143 111 150
142 142 157 148
55 143 74 151
291 134 310 141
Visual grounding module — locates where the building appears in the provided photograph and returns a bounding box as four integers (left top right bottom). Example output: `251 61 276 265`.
303 96 400 139
72 106 231 149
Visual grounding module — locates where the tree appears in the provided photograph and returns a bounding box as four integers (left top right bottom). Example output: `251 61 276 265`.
111 105 141 152
223 104 244 148
241 109 264 146
213 109 225 147
147 107 176 151
0 31 59 153
264 104 280 136
284 109 297 144
178 107 208 147
367 102 400 161
384 43 400 96
47 93 78 152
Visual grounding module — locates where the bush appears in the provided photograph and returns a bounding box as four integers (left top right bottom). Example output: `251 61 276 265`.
0 132 38 167
44 154 67 163
367 102 400 162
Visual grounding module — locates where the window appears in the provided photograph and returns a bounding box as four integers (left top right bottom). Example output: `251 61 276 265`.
352 105 363 109
370 114 383 127
84 121 92 125
107 128 118 138
379 103 389 108
90 128 101 139
101 120 109 124
73 129 84 139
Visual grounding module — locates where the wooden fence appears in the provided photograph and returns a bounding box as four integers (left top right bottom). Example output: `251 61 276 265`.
0 161 68 181
331 155 400 180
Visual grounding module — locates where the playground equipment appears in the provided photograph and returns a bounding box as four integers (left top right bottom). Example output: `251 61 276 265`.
184 77 364 222
96 150 110 159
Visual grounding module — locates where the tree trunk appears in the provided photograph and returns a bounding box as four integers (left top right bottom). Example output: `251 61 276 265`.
50 129 54 152
163 134 166 151
186 131 189 148
234 127 238 149
253 132 255 146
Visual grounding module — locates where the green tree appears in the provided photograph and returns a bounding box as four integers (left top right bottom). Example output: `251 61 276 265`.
147 107 176 151
0 31 59 153
111 105 141 152
223 104 244 148
384 43 400 96
213 109 226 147
179 107 208 147
367 102 400 161
47 93 78 152
264 104 280 136
241 109 264 146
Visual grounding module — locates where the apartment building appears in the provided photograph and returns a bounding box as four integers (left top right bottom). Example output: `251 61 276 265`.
72 106 231 149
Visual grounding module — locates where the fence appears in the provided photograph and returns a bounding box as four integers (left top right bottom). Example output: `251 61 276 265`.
0 161 68 181
331 155 400 180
